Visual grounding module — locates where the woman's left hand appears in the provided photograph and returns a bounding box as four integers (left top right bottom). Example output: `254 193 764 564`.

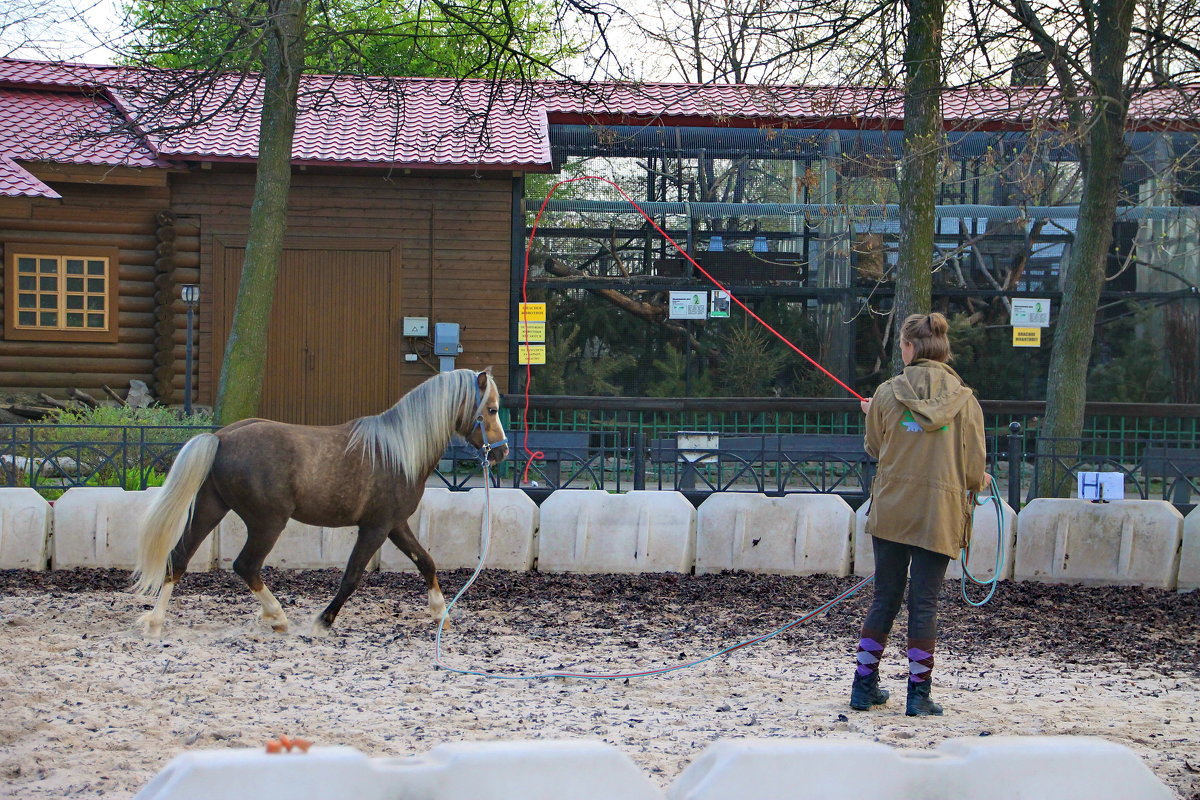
859 398 871 414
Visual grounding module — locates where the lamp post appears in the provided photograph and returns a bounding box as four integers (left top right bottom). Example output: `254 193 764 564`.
181 284 200 416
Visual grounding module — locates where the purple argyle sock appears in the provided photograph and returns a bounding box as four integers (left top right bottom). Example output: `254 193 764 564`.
907 639 936 684
855 633 886 678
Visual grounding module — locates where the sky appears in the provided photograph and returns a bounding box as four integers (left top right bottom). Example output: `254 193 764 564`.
0 0 733 83
0 0 658 77
4 0 131 64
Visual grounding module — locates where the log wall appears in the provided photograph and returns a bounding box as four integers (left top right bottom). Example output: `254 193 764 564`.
171 168 514 409
0 177 171 398
0 164 514 413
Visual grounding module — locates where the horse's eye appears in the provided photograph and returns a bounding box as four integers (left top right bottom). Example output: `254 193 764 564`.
489 408 498 415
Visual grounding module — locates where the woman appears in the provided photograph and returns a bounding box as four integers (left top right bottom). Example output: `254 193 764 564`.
851 312 988 717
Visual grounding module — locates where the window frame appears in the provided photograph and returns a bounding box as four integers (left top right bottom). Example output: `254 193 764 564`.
4 243 121 343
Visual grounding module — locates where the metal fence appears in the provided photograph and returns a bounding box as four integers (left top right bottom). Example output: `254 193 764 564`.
7 420 1197 513
0 424 217 498
504 397 1200 463
440 422 1198 512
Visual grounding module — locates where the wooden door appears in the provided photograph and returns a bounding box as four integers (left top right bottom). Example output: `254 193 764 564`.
214 241 401 425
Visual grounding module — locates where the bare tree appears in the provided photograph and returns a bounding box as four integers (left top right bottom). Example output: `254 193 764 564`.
952 0 1200 494
0 0 91 57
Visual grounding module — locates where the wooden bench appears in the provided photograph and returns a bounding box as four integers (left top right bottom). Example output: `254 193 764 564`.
649 433 874 494
1140 446 1200 503
444 431 596 488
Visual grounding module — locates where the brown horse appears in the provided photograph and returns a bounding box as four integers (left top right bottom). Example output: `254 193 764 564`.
132 368 508 638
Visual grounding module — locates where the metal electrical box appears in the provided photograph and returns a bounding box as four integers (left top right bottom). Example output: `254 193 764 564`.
402 316 429 337
433 322 460 371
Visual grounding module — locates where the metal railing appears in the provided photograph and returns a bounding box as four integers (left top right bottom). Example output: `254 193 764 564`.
0 424 217 498
503 396 1200 466
7 421 1197 512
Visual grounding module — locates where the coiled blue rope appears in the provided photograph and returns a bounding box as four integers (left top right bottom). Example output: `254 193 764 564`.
960 482 1006 607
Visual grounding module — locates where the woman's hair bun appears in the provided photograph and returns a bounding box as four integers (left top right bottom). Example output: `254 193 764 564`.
926 312 949 336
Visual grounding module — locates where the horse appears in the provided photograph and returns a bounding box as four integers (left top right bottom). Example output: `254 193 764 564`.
131 368 508 638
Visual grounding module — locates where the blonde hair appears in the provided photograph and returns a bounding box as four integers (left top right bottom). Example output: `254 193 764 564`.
900 312 952 362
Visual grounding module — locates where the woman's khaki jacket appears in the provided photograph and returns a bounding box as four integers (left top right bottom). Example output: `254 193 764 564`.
864 359 987 559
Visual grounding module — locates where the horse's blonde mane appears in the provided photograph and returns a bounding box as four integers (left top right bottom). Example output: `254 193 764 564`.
348 369 491 480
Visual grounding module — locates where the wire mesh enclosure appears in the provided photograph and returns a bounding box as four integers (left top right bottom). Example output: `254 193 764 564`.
518 125 1200 403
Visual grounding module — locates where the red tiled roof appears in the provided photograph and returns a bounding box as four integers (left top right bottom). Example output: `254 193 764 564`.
538 82 1200 129
0 154 60 198
114 73 550 166
0 59 550 169
0 87 163 167
0 57 1196 177
0 58 123 90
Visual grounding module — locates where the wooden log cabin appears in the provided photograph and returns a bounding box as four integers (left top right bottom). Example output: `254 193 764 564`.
0 59 542 424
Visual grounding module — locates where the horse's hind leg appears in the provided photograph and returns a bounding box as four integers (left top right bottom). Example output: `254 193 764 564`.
231 514 291 633
387 521 447 624
139 482 229 638
311 525 390 638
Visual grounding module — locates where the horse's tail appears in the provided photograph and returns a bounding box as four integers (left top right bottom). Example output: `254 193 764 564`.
131 433 221 597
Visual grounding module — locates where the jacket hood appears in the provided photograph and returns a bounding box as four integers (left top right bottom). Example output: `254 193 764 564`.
891 359 974 431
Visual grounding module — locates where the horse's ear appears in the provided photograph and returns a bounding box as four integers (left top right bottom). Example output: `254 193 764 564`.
476 368 492 390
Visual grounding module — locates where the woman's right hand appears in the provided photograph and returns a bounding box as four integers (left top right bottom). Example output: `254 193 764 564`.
859 398 871 414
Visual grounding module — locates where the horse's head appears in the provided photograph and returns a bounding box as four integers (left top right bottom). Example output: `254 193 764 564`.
464 368 508 466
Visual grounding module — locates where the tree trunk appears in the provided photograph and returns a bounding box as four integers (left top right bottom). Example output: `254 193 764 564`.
1034 0 1135 497
214 0 308 424
891 0 944 373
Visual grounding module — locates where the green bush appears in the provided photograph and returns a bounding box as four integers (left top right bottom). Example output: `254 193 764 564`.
1 405 213 499
48 405 214 428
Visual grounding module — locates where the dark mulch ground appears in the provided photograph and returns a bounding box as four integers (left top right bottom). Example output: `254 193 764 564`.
3 568 1197 673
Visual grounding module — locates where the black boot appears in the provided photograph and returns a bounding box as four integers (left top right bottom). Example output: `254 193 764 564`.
905 679 943 716
849 672 890 711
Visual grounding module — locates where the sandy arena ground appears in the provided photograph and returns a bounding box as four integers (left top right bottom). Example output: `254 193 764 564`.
1 568 1198 799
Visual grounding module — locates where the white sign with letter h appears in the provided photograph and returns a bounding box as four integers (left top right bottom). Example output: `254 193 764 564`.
1077 471 1125 501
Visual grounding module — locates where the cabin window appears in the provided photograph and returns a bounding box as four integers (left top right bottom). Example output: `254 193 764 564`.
4 244 120 342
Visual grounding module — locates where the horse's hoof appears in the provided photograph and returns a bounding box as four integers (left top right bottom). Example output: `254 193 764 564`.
261 612 290 633
434 611 452 630
310 616 332 638
137 611 162 639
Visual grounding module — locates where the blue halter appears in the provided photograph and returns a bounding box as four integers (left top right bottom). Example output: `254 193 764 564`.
472 376 508 463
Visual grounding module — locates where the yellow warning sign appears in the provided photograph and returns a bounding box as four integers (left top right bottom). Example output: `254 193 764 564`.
518 321 546 342
517 344 546 365
518 302 546 322
1012 327 1041 347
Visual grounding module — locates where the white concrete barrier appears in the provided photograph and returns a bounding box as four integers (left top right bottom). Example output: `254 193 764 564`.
539 490 695 573
376 740 661 800
134 747 389 800
853 500 872 577
668 737 1171 800
218 515 365 572
53 487 215 571
697 493 852 577
1180 505 1200 592
378 488 538 573
0 487 51 570
135 741 662 800
853 497 1016 580
1015 499 1183 589
135 737 1169 800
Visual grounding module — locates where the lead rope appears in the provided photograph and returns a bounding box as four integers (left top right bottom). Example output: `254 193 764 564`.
960 486 1006 607
434 458 876 680
436 174 1002 679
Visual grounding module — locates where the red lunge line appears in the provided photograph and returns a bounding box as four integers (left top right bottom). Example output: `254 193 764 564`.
519 175 866 481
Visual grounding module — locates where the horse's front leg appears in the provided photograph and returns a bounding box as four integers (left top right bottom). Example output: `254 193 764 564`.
311 526 390 638
387 521 448 626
